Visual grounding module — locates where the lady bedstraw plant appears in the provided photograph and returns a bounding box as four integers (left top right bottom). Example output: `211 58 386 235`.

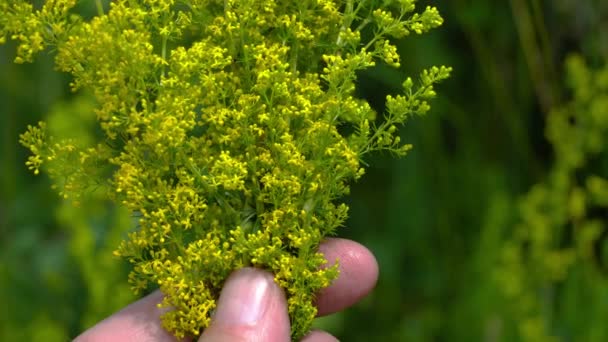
3 0 450 339
497 55 608 341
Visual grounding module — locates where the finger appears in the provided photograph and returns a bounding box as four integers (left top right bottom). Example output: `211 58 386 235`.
73 290 187 342
199 267 290 342
301 330 340 342
315 238 379 316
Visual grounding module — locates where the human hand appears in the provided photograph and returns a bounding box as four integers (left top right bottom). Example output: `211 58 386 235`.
74 238 378 341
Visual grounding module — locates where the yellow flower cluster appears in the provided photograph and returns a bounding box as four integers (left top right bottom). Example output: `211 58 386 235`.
8 0 450 339
496 55 608 341
0 0 77 63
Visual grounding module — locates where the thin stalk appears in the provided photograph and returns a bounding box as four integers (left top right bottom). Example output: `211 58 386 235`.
509 0 554 112
95 0 104 16
337 0 355 46
529 0 558 99
161 35 167 77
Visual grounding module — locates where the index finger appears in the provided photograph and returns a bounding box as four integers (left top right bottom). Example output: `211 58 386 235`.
315 238 379 316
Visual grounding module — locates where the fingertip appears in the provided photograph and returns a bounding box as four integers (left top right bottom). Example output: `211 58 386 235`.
199 267 290 342
316 238 379 316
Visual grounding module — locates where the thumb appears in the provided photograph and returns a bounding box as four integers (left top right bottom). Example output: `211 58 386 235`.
199 267 291 342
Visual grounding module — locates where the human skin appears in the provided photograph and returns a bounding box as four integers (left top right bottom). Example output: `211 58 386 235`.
75 238 379 342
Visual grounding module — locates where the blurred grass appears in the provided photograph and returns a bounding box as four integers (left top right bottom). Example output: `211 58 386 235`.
1 0 608 341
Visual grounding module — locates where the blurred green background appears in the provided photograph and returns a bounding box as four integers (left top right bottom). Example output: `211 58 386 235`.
2 0 608 341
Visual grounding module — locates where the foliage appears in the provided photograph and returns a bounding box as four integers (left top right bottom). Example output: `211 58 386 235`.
1 0 450 339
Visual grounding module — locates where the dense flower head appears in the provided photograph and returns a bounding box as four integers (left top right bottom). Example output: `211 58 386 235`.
6 0 450 339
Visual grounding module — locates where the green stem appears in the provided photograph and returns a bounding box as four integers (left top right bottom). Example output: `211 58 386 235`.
95 0 104 16
337 0 355 46
509 0 554 112
529 0 558 101
161 35 167 77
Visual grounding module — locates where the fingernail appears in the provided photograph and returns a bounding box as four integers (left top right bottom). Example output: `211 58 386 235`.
213 268 274 326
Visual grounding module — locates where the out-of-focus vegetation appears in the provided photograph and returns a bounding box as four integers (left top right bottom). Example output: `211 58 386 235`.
1 0 607 341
